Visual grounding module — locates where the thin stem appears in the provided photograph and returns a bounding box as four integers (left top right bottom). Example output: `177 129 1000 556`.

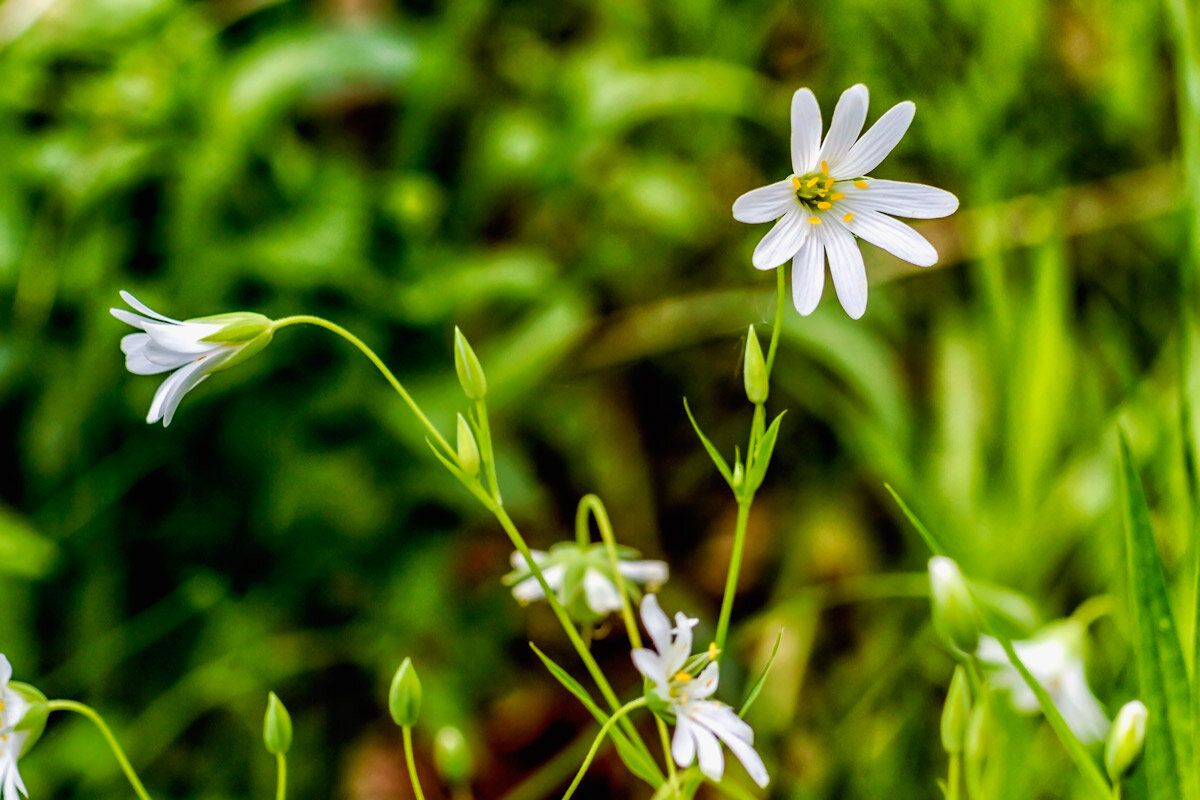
947 754 962 800
714 499 752 655
271 316 453 455
1111 782 1122 800
402 725 427 800
764 266 786 377
656 717 679 796
275 753 287 800
576 494 642 647
46 700 154 800
561 698 648 800
474 399 502 504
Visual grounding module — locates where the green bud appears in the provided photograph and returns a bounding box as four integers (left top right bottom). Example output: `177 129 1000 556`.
389 658 422 727
453 328 487 400
964 692 993 789
263 692 293 755
433 726 474 786
1105 700 1148 782
940 667 972 754
732 460 744 488
8 681 48 756
743 325 769 405
456 414 481 477
928 556 982 654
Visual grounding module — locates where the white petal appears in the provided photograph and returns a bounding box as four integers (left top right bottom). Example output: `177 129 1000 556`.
120 290 179 323
509 550 548 570
693 702 755 744
690 662 720 700
152 368 209 427
841 179 958 219
142 340 202 370
617 560 669 587
691 718 726 783
631 648 668 685
110 308 153 331
0 657 10 688
835 100 915 179
672 715 697 768
720 728 770 787
752 209 808 270
822 221 868 319
142 319 223 355
791 233 825 315
790 88 822 175
843 206 938 267
640 595 672 656
819 84 869 170
511 576 546 603
732 180 796 224
582 569 622 614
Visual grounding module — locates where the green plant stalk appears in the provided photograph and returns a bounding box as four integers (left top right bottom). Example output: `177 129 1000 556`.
474 398 502 503
403 725 427 800
714 499 752 654
577 494 642 649
561 698 648 800
764 267 786 375
275 753 287 800
46 700 154 800
947 754 961 800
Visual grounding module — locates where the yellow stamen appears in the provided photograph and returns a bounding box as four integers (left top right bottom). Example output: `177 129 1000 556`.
844 212 855 222
817 201 832 210
831 192 845 201
674 671 693 683
805 176 820 188
820 160 829 175
824 177 834 189
808 216 822 225
854 180 869 189
791 176 802 190
707 642 720 660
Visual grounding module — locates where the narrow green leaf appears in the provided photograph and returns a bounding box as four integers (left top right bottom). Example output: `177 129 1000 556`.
683 397 733 485
1119 433 1195 799
884 483 948 556
529 644 664 786
744 411 786 495
739 630 783 717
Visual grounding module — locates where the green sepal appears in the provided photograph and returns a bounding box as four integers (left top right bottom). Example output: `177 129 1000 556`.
743 410 786 497
211 330 274 373
453 327 488 400
263 691 293 755
8 682 47 756
193 312 274 343
683 397 733 486
739 630 783 717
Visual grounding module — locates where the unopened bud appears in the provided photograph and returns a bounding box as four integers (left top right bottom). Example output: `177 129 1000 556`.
456 414 481 477
1105 700 1147 782
263 692 293 755
940 667 971 754
928 556 981 653
454 328 487 400
389 658 422 727
732 460 744 487
434 725 474 786
743 326 769 405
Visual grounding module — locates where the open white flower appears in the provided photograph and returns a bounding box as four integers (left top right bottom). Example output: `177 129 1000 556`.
111 291 275 427
505 544 668 624
0 656 30 800
732 84 958 319
977 620 1109 745
631 595 768 788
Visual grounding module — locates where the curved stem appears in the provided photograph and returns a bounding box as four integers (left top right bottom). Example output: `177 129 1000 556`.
46 700 154 800
561 698 647 800
402 725 427 800
576 494 642 648
714 499 752 655
764 266 786 377
271 315 452 455
275 753 287 800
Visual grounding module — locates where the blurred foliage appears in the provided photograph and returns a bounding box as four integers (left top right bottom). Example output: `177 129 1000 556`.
0 0 1193 797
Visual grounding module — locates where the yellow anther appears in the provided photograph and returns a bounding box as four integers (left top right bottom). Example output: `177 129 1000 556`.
854 180 869 189
791 176 801 190
820 160 829 175
831 192 845 201
817 201 832 210
843 212 855 222
808 216 822 225
824 177 834 189
805 176 820 188
674 671 693 683
707 642 720 660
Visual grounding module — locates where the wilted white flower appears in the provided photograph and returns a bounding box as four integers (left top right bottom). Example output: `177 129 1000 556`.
631 595 768 788
0 656 30 800
977 620 1109 745
111 291 275 427
505 544 667 624
732 84 958 319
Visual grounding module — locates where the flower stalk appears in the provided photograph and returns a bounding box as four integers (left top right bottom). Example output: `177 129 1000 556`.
45 700 154 800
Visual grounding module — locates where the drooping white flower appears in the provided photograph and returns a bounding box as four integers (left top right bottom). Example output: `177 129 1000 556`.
631 595 768 788
732 84 959 319
505 543 668 624
977 620 1109 745
0 656 30 800
111 291 275 427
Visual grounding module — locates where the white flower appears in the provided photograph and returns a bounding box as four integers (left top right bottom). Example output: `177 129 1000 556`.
111 291 274 427
977 620 1109 745
732 84 959 319
505 544 668 623
0 656 30 800
631 595 768 788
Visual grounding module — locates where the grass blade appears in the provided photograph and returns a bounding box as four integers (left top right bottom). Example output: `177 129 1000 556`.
683 397 733 485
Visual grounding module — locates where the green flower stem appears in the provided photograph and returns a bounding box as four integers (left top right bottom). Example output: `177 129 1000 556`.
655 715 679 797
561 697 648 800
714 498 752 655
275 753 287 800
947 754 962 800
474 398 502 503
403 725 427 800
45 699 154 800
270 316 453 456
764 266 786 376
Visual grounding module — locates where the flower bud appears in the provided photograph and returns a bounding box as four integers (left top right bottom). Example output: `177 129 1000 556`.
732 460 744 488
1105 700 1148 782
743 325 769 405
453 328 487 400
940 666 971 754
8 681 47 756
434 726 474 787
263 692 293 755
456 414 481 477
928 556 981 653
389 658 422 727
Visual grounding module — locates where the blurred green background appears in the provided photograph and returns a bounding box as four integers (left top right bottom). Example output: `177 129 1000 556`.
0 0 1193 797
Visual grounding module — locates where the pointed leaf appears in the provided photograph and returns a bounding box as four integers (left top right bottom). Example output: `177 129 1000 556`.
739 629 783 716
683 397 733 485
745 411 786 494
885 483 948 556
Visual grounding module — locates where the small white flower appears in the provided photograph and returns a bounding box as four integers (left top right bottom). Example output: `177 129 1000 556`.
732 84 959 319
978 620 1109 745
631 595 768 788
505 544 668 623
0 656 30 800
111 291 274 427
